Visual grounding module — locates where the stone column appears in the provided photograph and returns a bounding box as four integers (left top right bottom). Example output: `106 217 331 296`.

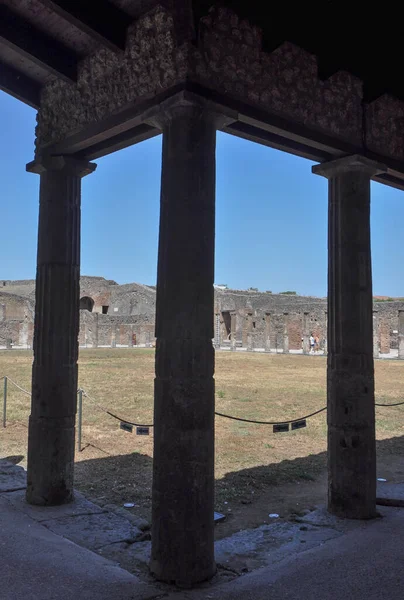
214 313 221 349
148 96 223 586
0 304 5 320
145 330 151 348
302 312 310 354
283 312 289 354
399 310 404 359
93 313 99 348
230 311 237 351
313 155 385 519
26 156 96 506
264 312 271 352
324 311 328 355
128 325 134 348
247 332 253 351
111 323 116 348
373 311 379 359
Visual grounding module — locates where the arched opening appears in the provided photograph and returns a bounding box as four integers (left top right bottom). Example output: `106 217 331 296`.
80 296 94 312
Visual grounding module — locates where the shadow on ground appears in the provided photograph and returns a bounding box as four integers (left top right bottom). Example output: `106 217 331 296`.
73 434 404 538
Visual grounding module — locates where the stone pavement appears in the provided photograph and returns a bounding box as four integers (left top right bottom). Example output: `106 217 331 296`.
1 458 404 599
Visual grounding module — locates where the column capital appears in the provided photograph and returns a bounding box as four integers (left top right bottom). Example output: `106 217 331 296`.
26 155 97 178
144 90 237 130
312 154 386 179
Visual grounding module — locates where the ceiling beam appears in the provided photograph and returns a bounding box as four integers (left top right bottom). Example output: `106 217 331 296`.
0 6 78 82
37 0 133 52
0 62 41 109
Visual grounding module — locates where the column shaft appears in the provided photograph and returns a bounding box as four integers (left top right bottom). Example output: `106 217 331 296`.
313 155 385 519
373 311 379 359
26 156 96 506
150 102 217 585
264 313 271 352
230 311 237 351
302 312 310 354
283 312 289 354
399 310 404 359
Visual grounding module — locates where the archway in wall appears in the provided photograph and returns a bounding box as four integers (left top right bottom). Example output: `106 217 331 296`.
80 296 94 312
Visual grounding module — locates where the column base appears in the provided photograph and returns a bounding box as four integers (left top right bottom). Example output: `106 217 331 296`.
26 416 75 506
150 560 216 588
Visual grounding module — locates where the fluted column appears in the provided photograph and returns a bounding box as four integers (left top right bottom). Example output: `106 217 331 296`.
26 156 96 506
313 155 385 519
373 311 379 359
147 95 227 586
264 312 271 352
230 311 237 351
399 310 404 359
302 312 310 354
283 312 289 354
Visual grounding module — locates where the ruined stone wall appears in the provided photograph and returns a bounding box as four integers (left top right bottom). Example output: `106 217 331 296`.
0 292 34 321
79 311 155 347
79 276 115 314
109 283 156 317
2 276 403 350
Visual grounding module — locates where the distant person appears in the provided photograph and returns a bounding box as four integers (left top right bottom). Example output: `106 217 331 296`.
314 335 320 352
310 334 315 353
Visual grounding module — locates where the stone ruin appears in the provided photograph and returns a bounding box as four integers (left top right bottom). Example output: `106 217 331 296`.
1 276 403 357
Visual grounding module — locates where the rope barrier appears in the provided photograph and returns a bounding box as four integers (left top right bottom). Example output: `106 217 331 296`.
2 376 404 431
81 390 154 428
214 406 327 425
375 401 404 407
6 378 31 397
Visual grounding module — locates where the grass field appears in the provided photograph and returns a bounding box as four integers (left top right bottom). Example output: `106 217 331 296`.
1 349 404 537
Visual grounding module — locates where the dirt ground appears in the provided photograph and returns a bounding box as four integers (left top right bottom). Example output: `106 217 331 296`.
1 349 404 538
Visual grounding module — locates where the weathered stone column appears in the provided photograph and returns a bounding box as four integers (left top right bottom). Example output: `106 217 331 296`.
399 310 404 359
264 312 271 352
230 311 237 351
313 155 385 519
26 156 96 506
111 323 117 348
283 312 289 354
302 312 310 354
214 312 221 349
247 332 253 351
148 96 222 586
93 313 99 348
373 311 379 359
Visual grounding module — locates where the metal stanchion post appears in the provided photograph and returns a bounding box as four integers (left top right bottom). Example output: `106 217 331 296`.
77 389 83 452
3 376 7 428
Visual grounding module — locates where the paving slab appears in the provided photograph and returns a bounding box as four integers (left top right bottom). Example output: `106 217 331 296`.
214 520 341 573
168 506 404 600
0 495 162 600
295 505 369 531
4 488 106 521
0 460 26 492
376 481 404 504
42 510 143 551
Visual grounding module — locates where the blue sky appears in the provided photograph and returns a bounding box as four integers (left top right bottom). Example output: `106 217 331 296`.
1 90 403 298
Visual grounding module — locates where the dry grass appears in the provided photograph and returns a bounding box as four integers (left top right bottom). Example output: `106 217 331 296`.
1 349 404 536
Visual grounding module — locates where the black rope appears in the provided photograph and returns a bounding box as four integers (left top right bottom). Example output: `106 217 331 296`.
214 406 327 425
106 410 154 428
375 401 404 407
